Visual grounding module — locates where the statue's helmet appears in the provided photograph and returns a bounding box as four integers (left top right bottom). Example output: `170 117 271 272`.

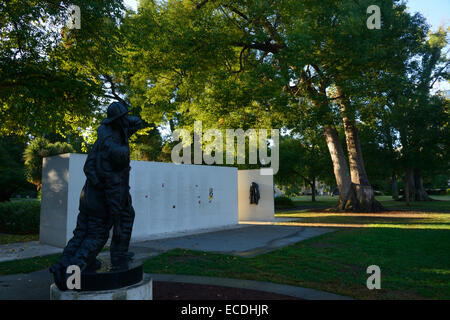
103 102 129 124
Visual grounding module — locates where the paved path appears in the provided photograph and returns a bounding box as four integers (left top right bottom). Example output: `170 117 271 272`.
0 269 51 300
0 242 62 263
130 225 333 259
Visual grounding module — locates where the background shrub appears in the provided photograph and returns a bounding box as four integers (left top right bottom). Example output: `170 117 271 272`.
0 200 40 234
23 137 74 191
274 196 295 209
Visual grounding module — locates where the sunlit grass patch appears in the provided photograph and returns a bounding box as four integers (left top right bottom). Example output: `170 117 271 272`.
275 211 450 230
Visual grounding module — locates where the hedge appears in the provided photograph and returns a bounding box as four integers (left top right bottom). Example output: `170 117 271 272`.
274 196 295 209
0 200 40 234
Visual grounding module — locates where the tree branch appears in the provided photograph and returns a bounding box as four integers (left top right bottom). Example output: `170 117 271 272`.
429 59 450 89
195 0 210 10
103 74 129 107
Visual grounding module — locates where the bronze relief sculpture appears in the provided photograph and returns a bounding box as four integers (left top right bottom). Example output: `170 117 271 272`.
250 182 260 205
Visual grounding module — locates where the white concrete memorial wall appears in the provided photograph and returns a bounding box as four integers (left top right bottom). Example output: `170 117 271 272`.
40 153 239 247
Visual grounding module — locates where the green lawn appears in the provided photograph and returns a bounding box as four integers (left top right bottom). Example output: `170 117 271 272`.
143 228 450 300
0 254 61 275
376 195 450 212
290 196 339 208
0 233 38 245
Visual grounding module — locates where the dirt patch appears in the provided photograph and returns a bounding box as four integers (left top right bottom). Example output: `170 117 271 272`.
310 242 341 249
153 281 301 300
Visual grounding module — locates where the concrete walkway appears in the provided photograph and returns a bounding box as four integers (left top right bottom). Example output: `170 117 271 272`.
130 225 334 259
0 242 62 263
0 269 51 300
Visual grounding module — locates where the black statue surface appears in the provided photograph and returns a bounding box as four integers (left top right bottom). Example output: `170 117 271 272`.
50 102 142 291
77 256 143 291
250 182 260 205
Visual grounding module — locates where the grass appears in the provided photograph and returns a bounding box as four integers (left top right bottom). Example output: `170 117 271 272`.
0 254 61 275
375 195 450 212
290 196 339 208
0 233 38 245
143 228 450 300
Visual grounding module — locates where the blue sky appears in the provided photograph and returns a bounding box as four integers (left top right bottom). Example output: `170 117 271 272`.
407 0 449 30
124 0 138 11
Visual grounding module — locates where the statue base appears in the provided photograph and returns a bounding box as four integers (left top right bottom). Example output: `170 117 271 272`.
50 274 152 300
50 257 152 300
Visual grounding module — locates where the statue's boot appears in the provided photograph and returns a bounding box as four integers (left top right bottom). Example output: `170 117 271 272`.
84 258 102 272
49 263 69 291
110 251 135 270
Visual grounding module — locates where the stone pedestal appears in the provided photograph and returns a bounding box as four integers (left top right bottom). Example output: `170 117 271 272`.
50 274 152 300
50 257 152 300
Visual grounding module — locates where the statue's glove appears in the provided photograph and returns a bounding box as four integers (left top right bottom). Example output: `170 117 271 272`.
127 116 143 137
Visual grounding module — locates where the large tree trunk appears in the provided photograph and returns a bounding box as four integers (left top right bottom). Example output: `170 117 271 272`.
338 93 384 212
311 177 316 202
323 126 356 210
414 170 431 201
392 174 399 200
403 168 415 205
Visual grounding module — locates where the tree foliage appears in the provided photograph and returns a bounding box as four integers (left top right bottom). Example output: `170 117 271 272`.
0 0 126 137
23 137 75 190
0 136 33 201
276 131 333 198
